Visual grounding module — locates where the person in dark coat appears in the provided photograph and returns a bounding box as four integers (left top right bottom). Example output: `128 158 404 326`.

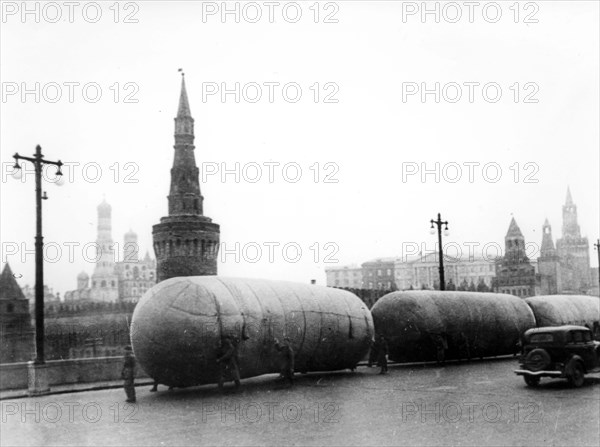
376 335 388 374
216 336 241 390
274 338 295 385
432 333 448 366
367 337 378 367
457 332 471 363
122 346 136 403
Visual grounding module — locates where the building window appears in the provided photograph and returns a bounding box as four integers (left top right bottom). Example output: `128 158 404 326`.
386 269 391 276
7 303 14 313
101 280 106 288
377 269 382 276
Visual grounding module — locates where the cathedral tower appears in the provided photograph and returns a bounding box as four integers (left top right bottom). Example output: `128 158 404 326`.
90 199 120 302
152 74 220 282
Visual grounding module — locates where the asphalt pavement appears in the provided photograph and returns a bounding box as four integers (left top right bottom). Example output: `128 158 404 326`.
1 357 599 446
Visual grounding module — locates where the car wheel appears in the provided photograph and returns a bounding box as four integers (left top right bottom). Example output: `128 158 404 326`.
568 362 585 388
524 348 551 372
524 375 540 387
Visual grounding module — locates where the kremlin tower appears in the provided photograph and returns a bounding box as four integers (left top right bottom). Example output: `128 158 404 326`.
152 74 220 282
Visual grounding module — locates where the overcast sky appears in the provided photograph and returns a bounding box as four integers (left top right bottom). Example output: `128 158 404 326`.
1 1 598 296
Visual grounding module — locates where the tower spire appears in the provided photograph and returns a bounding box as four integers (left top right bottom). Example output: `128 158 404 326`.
506 217 523 238
177 71 191 118
562 186 580 238
565 186 573 206
540 218 556 255
169 71 201 215
0 263 26 300
504 217 527 263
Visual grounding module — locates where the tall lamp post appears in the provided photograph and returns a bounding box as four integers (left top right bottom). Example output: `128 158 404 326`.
594 239 600 290
12 145 63 395
430 213 449 291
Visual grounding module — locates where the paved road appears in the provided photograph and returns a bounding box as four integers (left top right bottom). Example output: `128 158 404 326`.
1 358 599 446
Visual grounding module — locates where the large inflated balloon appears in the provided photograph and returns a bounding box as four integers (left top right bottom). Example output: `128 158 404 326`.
525 295 600 329
130 276 374 387
371 291 536 362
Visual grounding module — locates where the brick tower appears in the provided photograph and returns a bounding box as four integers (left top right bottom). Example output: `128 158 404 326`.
0 263 34 362
492 217 537 297
556 187 591 293
537 218 562 294
152 74 220 282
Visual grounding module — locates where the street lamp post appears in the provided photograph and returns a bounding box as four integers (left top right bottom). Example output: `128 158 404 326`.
12 145 63 395
594 239 600 290
430 213 449 291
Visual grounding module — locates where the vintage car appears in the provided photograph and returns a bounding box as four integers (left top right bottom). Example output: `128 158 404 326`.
514 325 600 387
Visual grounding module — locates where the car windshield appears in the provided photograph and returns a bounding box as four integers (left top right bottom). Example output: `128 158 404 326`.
530 333 553 343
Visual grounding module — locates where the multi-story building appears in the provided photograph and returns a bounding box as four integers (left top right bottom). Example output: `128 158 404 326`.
493 217 538 297
325 265 363 288
361 258 396 290
114 230 156 302
327 253 496 292
395 253 495 291
399 253 449 290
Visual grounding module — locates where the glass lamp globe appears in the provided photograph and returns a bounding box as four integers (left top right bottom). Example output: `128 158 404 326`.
11 167 22 180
